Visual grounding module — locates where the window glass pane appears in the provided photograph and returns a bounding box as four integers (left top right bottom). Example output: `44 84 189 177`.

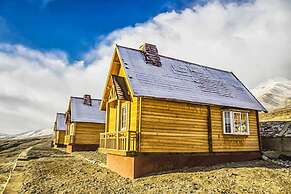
120 105 127 130
233 112 241 133
241 113 248 133
224 112 231 133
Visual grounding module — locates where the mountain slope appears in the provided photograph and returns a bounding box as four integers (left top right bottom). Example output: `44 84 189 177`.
252 78 291 112
11 129 52 139
0 132 10 139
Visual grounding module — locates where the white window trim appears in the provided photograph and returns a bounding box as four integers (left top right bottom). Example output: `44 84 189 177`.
223 111 249 135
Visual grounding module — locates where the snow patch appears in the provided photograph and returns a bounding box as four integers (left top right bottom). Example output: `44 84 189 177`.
11 128 53 140
252 78 291 112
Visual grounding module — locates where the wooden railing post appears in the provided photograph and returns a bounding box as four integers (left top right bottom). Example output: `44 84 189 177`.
127 131 130 151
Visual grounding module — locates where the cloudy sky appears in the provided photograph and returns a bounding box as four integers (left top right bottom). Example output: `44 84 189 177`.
0 0 290 134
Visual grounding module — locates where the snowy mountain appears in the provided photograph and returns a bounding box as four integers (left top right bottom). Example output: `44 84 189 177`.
11 128 53 139
0 132 10 139
252 78 291 112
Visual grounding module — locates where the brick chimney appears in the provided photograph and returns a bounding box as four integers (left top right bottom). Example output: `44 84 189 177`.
83 94 92 106
139 43 161 67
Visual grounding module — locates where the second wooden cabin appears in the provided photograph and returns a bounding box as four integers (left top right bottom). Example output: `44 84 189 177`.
64 95 105 153
99 43 267 178
53 112 66 148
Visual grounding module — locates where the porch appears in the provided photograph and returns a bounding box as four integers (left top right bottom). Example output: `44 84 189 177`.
99 130 138 155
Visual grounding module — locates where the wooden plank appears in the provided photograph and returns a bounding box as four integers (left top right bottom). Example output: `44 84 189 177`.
141 131 207 137
208 106 213 153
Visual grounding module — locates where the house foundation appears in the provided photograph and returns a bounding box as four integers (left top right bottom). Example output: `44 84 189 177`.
107 151 261 179
54 144 66 148
66 144 99 153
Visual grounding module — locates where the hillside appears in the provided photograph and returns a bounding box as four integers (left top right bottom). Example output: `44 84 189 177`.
252 78 291 112
259 107 291 122
11 129 52 140
0 129 53 140
252 78 291 121
0 133 9 139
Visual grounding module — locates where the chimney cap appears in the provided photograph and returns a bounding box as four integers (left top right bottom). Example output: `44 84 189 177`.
83 94 92 106
139 43 161 67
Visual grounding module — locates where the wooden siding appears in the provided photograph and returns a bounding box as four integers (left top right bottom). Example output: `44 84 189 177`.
74 122 105 145
211 106 259 152
54 131 65 145
64 123 75 145
140 98 209 153
108 103 117 132
130 97 139 131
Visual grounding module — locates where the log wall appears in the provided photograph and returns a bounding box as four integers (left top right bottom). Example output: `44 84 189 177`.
140 98 209 153
55 131 65 145
74 122 105 145
139 98 260 153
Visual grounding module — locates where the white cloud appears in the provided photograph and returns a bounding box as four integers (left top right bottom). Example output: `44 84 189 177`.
0 0 290 134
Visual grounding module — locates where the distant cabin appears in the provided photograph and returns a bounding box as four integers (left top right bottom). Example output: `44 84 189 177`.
64 95 105 153
99 43 267 179
53 113 66 148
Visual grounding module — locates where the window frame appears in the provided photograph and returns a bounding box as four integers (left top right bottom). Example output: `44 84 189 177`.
222 110 249 135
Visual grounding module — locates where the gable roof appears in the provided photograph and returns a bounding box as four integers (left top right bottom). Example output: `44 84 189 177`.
55 113 66 131
70 97 105 123
115 45 266 112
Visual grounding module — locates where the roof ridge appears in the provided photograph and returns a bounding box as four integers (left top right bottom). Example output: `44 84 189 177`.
116 44 231 74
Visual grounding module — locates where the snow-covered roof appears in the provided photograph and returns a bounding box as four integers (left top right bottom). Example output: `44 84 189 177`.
55 113 66 131
117 45 266 111
70 97 105 123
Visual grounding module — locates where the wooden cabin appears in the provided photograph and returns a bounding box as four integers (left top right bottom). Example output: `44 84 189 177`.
64 95 105 153
53 113 66 147
99 43 267 179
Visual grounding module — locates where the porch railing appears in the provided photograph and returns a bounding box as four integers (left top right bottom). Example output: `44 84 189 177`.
100 131 137 151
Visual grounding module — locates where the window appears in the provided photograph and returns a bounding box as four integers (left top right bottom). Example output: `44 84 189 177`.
120 104 127 131
224 111 232 134
223 111 249 135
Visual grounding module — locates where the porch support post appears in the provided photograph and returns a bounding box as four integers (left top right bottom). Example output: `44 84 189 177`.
127 101 131 151
116 100 121 149
207 106 213 153
256 111 262 152
104 102 109 148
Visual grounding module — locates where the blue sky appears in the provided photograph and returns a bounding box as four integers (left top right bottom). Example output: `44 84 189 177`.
0 0 201 61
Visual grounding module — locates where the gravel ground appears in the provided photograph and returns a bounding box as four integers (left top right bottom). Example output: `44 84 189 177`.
19 144 291 194
0 138 50 192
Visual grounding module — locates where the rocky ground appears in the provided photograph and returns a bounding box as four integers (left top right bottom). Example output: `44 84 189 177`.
1 138 291 193
0 137 49 192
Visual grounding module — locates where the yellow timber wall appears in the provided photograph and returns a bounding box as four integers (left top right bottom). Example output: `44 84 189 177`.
140 98 209 153
74 122 105 145
55 131 65 145
108 104 117 132
139 98 260 153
